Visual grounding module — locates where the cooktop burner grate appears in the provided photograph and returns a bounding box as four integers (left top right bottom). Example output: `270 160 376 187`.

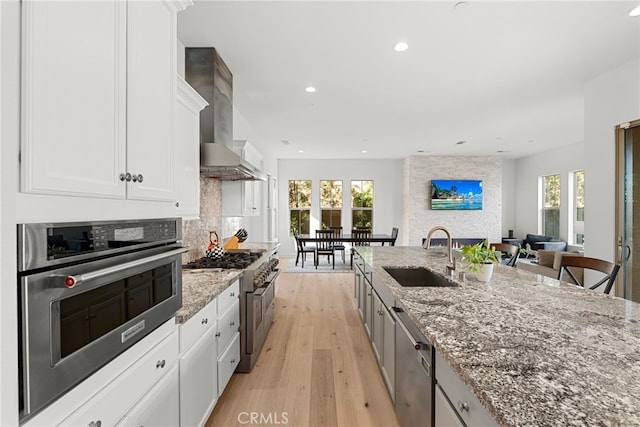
183 252 262 270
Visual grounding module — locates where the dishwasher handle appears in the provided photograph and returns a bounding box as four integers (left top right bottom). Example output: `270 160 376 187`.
393 307 432 352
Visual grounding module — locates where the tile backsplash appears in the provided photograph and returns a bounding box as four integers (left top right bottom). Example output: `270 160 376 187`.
182 177 223 263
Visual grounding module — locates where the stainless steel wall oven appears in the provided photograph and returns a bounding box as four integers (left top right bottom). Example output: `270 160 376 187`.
17 218 184 422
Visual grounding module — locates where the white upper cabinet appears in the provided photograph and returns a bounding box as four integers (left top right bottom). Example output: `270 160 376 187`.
21 0 187 202
175 76 207 218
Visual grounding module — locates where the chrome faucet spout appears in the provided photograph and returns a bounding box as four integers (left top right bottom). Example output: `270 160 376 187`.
424 226 454 265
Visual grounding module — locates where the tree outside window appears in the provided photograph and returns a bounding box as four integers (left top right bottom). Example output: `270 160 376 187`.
289 180 311 235
351 180 373 229
542 174 560 239
320 180 342 229
574 170 585 244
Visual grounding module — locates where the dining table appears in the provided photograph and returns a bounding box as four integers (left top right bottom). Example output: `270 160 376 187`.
297 233 396 246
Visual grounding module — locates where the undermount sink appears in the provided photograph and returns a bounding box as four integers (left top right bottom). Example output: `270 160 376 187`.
383 266 457 288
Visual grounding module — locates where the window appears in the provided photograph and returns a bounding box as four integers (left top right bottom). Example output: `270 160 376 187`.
572 170 585 245
351 180 373 229
320 180 342 229
542 174 560 239
289 180 311 235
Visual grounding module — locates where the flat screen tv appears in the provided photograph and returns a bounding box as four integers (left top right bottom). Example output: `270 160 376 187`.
431 179 483 210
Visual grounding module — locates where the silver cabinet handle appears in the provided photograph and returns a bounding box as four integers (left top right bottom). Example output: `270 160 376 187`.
230 292 235 297
215 331 221 337
132 173 143 183
457 401 470 412
156 359 166 369
230 321 236 327
201 318 208 325
230 358 236 364
175 202 180 207
88 421 102 427
119 172 132 182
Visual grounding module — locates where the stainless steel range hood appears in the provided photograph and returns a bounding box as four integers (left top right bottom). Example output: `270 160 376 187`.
185 47 266 181
200 143 266 181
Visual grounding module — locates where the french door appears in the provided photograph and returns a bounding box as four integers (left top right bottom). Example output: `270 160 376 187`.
616 119 640 301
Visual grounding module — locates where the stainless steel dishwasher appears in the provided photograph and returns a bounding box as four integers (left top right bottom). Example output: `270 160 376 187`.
394 307 434 427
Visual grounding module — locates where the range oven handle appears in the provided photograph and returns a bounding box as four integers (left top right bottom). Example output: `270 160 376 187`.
62 247 187 289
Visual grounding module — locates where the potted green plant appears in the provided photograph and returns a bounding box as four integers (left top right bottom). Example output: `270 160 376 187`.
460 240 501 282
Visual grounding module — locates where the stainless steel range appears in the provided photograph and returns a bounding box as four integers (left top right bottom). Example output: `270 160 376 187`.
182 244 279 372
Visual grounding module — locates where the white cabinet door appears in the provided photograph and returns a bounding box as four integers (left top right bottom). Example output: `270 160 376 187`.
243 181 261 216
175 76 207 218
217 332 240 396
21 0 126 198
382 304 395 398
372 291 384 363
179 326 218 427
116 364 180 427
126 0 176 201
435 384 465 427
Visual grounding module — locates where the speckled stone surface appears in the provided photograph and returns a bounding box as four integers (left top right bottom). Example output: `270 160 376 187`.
357 246 640 427
176 270 242 324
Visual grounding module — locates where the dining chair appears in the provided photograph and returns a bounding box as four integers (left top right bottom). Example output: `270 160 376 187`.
328 226 346 263
293 230 316 268
558 256 620 294
350 228 372 268
390 227 399 246
315 229 336 269
489 243 519 267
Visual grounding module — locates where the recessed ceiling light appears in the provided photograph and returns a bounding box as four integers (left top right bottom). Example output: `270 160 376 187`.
305 86 316 93
281 140 290 145
497 150 505 153
298 150 304 153
393 42 408 52
417 150 424 153
361 150 368 154
454 1 468 10
630 5 640 16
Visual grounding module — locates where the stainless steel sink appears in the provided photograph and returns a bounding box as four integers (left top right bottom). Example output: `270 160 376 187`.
383 267 457 287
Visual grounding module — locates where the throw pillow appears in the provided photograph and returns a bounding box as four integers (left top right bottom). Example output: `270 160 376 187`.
537 250 555 268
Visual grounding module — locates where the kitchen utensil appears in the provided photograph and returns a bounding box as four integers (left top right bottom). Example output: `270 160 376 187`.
206 230 226 259
235 228 248 242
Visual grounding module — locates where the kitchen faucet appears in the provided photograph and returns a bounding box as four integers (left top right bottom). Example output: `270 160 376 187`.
424 226 454 271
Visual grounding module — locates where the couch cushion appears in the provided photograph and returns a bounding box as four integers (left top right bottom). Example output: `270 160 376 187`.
537 250 556 267
553 251 583 271
524 234 553 248
534 241 567 251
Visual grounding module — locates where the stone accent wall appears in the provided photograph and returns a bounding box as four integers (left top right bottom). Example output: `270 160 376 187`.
403 156 502 246
182 176 222 263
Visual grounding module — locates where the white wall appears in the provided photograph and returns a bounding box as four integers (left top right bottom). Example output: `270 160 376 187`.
513 142 585 243
584 58 640 262
277 159 403 256
1 1 20 424
403 156 503 246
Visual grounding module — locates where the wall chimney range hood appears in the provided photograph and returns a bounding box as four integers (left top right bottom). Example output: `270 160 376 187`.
185 47 266 181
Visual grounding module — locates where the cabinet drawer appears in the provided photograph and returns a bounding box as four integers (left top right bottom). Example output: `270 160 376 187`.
217 280 240 315
180 299 217 353
59 330 179 427
435 352 496 427
216 299 240 351
217 332 240 396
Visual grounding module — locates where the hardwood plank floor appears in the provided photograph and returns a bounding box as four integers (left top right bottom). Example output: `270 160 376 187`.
206 272 399 427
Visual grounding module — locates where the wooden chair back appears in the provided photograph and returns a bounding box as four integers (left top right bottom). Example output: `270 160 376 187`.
351 228 372 246
489 243 519 267
315 229 335 251
558 256 620 294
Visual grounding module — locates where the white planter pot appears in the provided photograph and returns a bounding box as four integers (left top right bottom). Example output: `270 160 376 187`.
476 263 494 282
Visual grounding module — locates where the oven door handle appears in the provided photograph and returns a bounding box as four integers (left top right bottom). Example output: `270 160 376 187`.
61 247 187 288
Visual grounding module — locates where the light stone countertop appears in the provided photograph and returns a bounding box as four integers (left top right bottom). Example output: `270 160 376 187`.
356 246 640 427
175 269 243 324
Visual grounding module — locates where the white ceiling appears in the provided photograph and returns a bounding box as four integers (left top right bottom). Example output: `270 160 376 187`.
178 1 640 160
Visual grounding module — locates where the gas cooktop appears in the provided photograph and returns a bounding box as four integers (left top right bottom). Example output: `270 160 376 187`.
183 252 262 270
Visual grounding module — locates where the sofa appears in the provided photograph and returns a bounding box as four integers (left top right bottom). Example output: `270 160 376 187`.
516 250 583 284
522 233 567 252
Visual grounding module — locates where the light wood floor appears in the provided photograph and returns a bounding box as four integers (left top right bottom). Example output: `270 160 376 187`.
206 272 399 427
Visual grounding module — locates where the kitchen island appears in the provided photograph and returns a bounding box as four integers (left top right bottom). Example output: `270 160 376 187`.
356 246 640 426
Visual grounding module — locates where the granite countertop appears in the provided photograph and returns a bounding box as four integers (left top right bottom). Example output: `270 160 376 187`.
357 246 640 426
176 269 243 324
